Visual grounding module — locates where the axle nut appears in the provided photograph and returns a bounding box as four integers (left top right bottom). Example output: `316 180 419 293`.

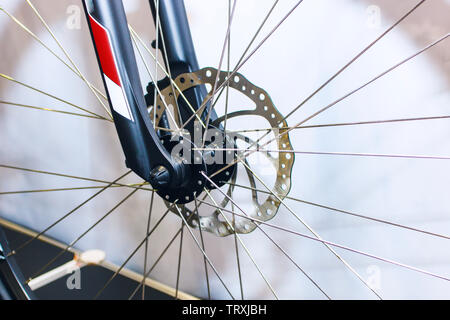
148 165 171 188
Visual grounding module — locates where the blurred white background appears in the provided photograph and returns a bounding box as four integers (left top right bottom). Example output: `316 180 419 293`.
0 0 449 299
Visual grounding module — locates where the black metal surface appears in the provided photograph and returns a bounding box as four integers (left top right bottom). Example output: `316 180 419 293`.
0 226 36 300
84 0 187 189
148 0 218 128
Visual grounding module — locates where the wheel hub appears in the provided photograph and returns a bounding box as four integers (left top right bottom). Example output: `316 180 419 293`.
147 131 237 204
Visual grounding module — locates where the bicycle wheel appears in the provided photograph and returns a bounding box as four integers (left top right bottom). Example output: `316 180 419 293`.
0 0 449 300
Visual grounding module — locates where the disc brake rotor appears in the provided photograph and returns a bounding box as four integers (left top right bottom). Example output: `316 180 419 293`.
150 67 294 236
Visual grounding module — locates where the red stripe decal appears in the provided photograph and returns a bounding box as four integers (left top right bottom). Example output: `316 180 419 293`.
89 15 121 86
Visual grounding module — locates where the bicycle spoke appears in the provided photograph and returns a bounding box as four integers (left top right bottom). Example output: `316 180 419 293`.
205 177 330 299
223 0 233 133
179 0 305 131
153 0 161 130
128 195 210 300
197 198 450 283
203 168 382 299
175 221 184 300
0 7 107 101
94 203 173 299
280 0 427 122
128 226 184 300
128 26 206 128
227 182 450 240
279 33 450 135
8 171 132 256
155 10 184 127
258 226 331 299
198 147 450 161
218 0 303 102
193 194 211 300
0 100 110 121
0 73 109 120
231 202 244 300
227 115 450 133
236 0 280 70
0 183 147 196
204 188 279 300
175 205 235 300
0 164 153 191
130 30 181 130
208 33 450 179
208 0 280 114
240 162 382 298
25 0 113 120
27 183 144 282
200 0 237 147
142 191 155 300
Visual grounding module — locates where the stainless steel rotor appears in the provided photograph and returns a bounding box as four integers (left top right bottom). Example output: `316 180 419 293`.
150 67 294 236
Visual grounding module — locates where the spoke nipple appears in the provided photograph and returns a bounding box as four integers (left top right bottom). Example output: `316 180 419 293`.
5 250 15 258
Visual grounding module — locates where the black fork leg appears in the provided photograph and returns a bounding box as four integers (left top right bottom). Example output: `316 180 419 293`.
83 0 186 188
148 0 218 128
